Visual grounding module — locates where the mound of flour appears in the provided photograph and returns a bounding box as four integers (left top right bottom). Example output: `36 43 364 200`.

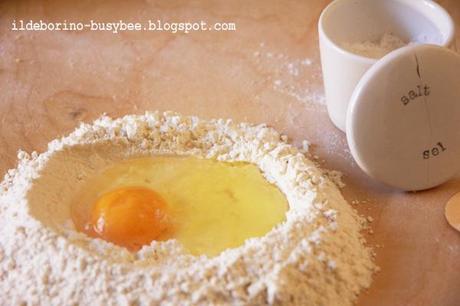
0 112 375 305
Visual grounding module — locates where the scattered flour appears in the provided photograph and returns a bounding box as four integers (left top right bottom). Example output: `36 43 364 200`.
299 140 311 154
253 43 326 106
341 33 408 59
0 112 375 305
296 140 345 190
323 170 346 189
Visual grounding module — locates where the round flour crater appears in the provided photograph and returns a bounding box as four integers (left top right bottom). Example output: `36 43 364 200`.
27 142 290 259
1 112 375 305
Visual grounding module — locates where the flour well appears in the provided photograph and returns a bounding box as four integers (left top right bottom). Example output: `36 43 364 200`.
0 112 375 305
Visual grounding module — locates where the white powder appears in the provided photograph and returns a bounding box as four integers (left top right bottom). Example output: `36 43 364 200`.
324 169 346 189
296 140 345 189
0 112 375 305
299 140 311 154
253 43 326 106
342 33 408 59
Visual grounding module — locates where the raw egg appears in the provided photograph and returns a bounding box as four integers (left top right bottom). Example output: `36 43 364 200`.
87 186 172 251
71 156 288 256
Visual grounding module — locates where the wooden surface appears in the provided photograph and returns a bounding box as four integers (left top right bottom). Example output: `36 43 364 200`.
1 1 460 305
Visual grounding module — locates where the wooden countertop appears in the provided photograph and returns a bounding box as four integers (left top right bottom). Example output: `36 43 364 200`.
1 1 459 305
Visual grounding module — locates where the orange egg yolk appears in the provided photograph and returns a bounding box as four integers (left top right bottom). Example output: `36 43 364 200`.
85 186 173 251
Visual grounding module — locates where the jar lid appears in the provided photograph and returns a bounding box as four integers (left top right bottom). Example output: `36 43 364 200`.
346 44 460 191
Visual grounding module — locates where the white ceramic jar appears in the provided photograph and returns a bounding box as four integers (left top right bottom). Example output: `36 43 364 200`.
318 0 456 132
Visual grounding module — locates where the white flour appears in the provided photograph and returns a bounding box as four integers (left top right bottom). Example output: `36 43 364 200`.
253 43 326 107
342 33 408 59
0 112 375 305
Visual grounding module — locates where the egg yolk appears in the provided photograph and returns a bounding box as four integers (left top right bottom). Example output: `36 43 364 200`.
86 186 173 251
